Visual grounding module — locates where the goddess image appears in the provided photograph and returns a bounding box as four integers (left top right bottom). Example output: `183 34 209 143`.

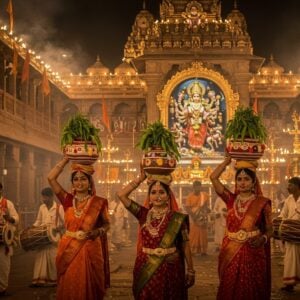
169 79 226 156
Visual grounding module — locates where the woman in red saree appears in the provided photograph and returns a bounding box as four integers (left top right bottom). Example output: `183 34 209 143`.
210 157 273 300
117 169 195 300
47 157 110 300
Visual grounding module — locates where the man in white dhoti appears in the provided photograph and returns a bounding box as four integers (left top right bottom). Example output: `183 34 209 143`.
31 187 64 287
110 196 129 250
279 177 300 292
0 182 19 296
213 196 227 252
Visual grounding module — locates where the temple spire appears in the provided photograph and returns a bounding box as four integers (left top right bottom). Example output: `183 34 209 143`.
234 0 238 9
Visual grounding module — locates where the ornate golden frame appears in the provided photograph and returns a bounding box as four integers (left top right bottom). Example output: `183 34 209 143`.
157 61 239 125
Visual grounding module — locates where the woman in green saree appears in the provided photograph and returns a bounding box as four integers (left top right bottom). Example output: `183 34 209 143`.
117 168 195 299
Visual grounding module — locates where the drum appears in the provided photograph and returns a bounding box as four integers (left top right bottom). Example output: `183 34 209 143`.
272 217 300 244
0 223 15 246
19 225 60 251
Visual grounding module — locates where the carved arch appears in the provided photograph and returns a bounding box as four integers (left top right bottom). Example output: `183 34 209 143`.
156 61 239 125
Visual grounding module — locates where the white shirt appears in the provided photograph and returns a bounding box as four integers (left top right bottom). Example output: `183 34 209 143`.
0 196 19 225
33 202 64 227
279 194 300 221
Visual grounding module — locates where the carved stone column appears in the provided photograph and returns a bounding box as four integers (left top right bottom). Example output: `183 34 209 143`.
144 74 164 123
0 143 7 187
35 153 51 191
20 149 36 210
5 144 22 208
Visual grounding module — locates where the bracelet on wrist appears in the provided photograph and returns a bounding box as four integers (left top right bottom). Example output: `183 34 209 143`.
129 180 140 189
187 269 196 274
129 181 138 189
98 228 105 236
262 234 268 244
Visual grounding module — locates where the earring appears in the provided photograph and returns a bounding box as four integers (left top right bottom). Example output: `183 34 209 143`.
88 186 92 192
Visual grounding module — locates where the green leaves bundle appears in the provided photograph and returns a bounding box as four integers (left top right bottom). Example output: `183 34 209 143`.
60 113 102 152
225 106 267 143
136 121 181 161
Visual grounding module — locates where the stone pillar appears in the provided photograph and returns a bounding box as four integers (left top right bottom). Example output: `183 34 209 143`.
35 153 51 191
20 149 36 210
144 74 164 123
0 143 7 187
5 144 22 209
234 61 253 107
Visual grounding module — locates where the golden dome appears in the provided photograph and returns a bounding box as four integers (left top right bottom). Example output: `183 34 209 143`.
86 56 110 76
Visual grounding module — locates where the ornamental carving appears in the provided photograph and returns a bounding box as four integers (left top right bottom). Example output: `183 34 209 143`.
157 61 239 156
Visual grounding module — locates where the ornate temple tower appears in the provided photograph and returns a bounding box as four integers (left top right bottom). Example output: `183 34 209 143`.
123 0 264 157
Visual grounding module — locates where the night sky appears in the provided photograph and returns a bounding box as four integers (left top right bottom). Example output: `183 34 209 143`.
0 0 299 73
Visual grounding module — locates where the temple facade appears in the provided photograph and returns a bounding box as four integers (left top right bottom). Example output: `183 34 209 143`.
0 0 299 223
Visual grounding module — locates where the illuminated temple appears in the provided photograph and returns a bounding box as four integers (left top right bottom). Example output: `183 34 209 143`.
0 0 299 220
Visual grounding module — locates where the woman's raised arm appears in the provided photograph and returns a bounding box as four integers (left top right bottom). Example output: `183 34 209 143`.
210 156 231 195
117 164 146 208
47 157 69 195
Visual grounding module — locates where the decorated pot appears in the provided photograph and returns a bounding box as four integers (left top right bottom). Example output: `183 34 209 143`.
142 146 177 175
226 138 265 161
64 141 99 164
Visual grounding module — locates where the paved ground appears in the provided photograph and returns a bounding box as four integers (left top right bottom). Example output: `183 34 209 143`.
2 241 300 299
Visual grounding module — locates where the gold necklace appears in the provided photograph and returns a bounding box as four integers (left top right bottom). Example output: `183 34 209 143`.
234 194 255 220
75 194 90 203
151 207 169 219
73 195 91 218
145 207 168 237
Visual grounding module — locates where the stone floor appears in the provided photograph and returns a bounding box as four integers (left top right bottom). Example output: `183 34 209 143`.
2 241 300 299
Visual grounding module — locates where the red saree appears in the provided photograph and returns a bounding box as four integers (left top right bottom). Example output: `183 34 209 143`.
128 201 188 300
55 192 110 300
217 189 272 300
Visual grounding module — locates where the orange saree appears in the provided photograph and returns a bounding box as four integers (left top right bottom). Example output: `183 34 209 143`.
56 192 110 300
185 192 209 254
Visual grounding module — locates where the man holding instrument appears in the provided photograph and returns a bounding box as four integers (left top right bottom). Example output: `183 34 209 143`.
30 187 64 287
279 177 300 292
0 182 19 296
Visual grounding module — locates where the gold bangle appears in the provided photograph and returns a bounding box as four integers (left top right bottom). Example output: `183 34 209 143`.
262 234 268 244
56 164 64 169
187 269 196 274
129 181 138 188
98 228 105 236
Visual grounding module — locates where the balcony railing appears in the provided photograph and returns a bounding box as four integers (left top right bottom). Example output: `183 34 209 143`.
0 89 59 137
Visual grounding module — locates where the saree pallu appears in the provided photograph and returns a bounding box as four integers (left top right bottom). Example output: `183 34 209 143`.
217 193 272 300
130 205 188 300
56 194 109 300
217 238 270 300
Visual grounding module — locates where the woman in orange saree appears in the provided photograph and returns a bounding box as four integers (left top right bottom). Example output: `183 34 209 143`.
48 157 110 300
210 157 273 300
